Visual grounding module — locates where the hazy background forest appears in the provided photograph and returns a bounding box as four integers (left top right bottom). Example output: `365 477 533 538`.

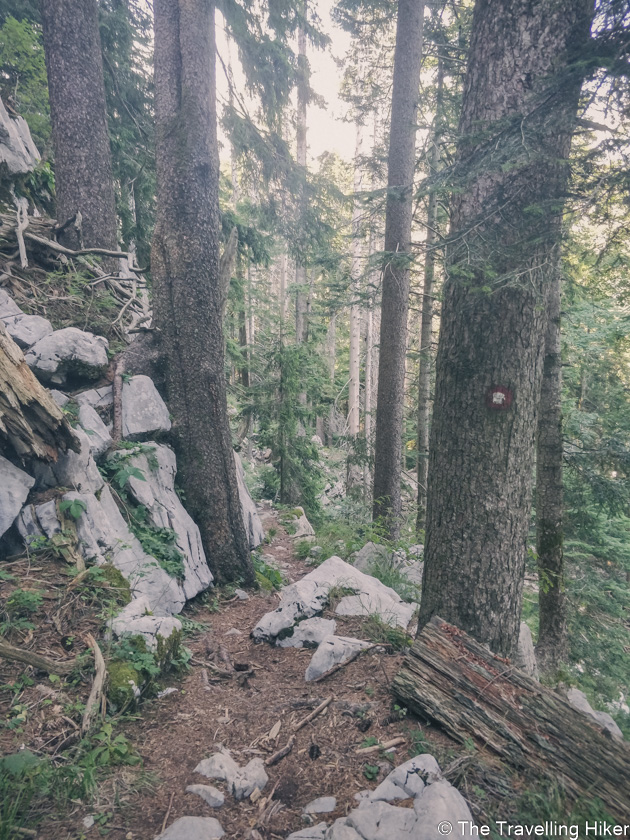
1 0 630 836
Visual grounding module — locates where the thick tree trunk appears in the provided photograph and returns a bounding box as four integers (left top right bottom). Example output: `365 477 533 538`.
40 0 117 252
393 617 630 824
295 0 308 346
415 58 443 535
372 0 424 538
536 268 567 673
419 0 594 656
151 0 253 586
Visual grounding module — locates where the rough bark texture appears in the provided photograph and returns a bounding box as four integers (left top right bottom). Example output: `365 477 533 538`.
372 0 424 538
151 0 253 586
348 120 364 491
536 268 567 672
0 322 78 461
419 0 594 656
393 617 630 823
295 0 308 346
40 0 117 251
416 58 443 534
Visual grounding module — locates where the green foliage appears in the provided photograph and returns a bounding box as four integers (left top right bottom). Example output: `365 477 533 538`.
252 554 284 590
58 498 88 521
362 614 412 651
362 763 380 781
5 588 43 617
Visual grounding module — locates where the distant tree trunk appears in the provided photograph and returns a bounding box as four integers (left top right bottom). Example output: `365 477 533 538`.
536 268 567 673
151 0 254 586
419 0 594 657
416 57 443 535
372 0 424 538
348 120 364 490
295 0 308 346
326 311 337 447
41 0 117 251
364 299 374 495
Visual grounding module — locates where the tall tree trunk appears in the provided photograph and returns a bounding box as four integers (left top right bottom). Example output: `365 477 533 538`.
419 0 594 657
41 0 117 251
372 0 424 538
348 120 364 491
151 0 254 586
416 57 444 535
364 299 374 496
295 0 308 346
536 267 567 673
326 311 337 447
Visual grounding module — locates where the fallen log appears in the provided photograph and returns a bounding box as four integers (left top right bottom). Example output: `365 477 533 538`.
392 617 630 822
0 322 78 460
0 638 76 676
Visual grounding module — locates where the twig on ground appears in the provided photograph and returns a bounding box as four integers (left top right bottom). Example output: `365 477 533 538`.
355 736 405 755
294 695 333 731
81 633 107 734
161 792 175 833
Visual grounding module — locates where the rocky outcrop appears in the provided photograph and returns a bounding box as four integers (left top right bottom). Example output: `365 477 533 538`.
234 452 264 548
0 95 39 175
25 327 109 386
0 454 35 538
305 635 372 681
121 375 171 439
2 313 53 349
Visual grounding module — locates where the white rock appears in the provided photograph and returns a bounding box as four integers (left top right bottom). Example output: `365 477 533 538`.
50 389 69 407
123 444 213 600
286 826 328 840
326 823 362 840
75 385 113 409
311 435 323 447
0 95 39 174
291 507 315 538
252 556 416 643
348 800 417 838
412 780 474 838
195 751 240 784
111 602 182 651
305 635 371 682
186 784 225 808
0 289 21 319
25 327 109 386
2 314 53 348
234 452 265 548
231 757 268 801
78 404 112 458
277 617 337 649
515 622 539 680
18 499 60 542
33 427 103 494
234 588 249 601
121 375 171 439
369 755 441 802
303 797 336 814
154 816 224 840
0 455 34 538
352 542 391 573
566 688 624 742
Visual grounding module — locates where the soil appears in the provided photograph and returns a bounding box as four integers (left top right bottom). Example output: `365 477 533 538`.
1 503 512 840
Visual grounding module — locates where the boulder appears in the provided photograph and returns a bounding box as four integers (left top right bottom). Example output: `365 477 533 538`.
122 444 213 600
32 427 104 494
286 826 328 840
110 598 182 650
0 95 39 175
154 816 224 840
0 455 34 538
186 784 225 808
50 389 69 408
195 751 240 784
515 622 538 680
252 556 415 644
367 755 441 803
0 289 21 319
566 688 624 742
25 327 109 386
303 797 337 815
121 375 171 439
2 314 53 348
291 507 315 538
234 452 265 548
305 635 372 682
194 751 268 801
351 542 391 573
75 384 113 409
78 404 112 458
277 617 337 649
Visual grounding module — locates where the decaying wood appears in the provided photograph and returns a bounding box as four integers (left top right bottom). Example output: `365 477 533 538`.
111 357 124 441
82 633 107 734
311 646 375 683
355 736 405 755
0 322 79 460
0 638 75 676
16 200 29 269
294 695 333 731
392 616 630 822
264 734 295 767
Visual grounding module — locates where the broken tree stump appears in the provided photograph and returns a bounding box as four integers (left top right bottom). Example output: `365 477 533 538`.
392 616 630 822
0 321 78 460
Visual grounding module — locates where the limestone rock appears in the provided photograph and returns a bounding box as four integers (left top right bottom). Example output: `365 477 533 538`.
234 452 265 548
78 404 112 458
351 542 391 573
25 327 109 386
0 289 21 319
0 455 34 538
368 755 441 802
305 635 372 682
186 784 225 808
252 556 415 643
33 427 103 494
303 797 336 815
122 444 213 600
566 688 624 742
50 389 69 407
291 506 315 538
111 599 182 650
154 816 224 840
2 314 53 348
231 757 268 801
0 96 39 175
121 375 171 439
75 385 113 409
286 826 328 840
277 617 337 649
514 622 539 680
195 751 240 784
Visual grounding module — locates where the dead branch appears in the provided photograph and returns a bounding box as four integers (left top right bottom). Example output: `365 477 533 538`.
23 230 135 261
111 357 124 441
81 633 107 734
264 734 295 767
0 638 75 676
294 695 333 731
355 736 406 755
15 200 28 269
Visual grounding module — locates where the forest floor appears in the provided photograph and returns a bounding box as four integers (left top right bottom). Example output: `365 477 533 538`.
1 502 539 840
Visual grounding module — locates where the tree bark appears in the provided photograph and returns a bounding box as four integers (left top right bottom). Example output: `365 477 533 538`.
372 0 424 538
40 0 117 252
419 0 594 656
536 267 567 673
348 120 364 491
295 0 308 346
151 0 254 586
393 617 630 824
416 57 443 535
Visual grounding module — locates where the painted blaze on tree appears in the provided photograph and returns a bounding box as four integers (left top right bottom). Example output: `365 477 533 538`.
419 0 595 657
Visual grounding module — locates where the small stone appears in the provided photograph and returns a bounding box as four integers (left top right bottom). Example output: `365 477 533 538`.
303 796 337 814
309 546 323 558
186 784 225 808
195 751 240 784
231 757 268 801
82 816 95 829
286 825 328 840
154 816 224 839
234 588 249 601
225 628 242 636
121 375 171 440
157 688 178 699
